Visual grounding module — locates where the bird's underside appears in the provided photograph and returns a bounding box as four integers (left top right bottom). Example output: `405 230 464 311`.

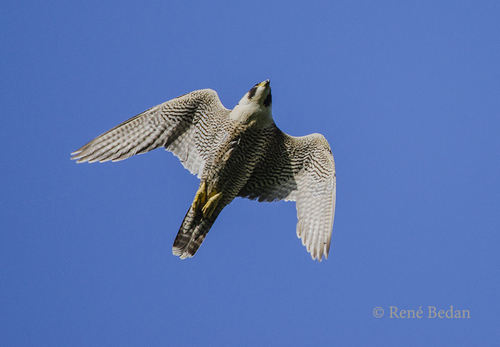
72 80 336 261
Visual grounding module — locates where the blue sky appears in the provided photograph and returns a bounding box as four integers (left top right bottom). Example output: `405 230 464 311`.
1 1 499 345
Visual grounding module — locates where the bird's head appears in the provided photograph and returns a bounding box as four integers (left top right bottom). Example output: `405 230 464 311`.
242 79 272 108
231 80 273 126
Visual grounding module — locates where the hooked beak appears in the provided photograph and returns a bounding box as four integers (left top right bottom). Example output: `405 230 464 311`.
257 79 270 87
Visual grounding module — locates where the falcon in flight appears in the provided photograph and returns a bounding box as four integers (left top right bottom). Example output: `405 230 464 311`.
72 80 336 261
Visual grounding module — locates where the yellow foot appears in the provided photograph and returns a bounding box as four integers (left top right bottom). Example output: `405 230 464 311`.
192 181 207 212
202 191 223 219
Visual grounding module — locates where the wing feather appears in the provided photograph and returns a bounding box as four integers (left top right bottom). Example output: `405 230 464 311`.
238 130 336 261
71 89 231 178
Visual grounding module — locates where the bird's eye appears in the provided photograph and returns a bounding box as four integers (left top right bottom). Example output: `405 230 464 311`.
247 86 257 99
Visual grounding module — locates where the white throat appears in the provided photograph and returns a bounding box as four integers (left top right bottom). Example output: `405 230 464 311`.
229 103 274 127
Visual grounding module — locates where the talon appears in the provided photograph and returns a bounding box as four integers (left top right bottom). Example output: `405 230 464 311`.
202 191 223 218
192 181 207 212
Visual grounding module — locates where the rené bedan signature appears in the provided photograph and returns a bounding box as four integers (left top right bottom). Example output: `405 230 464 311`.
373 306 471 318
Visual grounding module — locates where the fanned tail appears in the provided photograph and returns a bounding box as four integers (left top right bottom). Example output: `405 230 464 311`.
172 206 217 259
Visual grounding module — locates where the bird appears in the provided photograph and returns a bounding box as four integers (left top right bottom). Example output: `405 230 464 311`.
71 80 336 261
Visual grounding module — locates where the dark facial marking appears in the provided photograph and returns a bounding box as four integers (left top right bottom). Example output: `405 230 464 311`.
263 92 272 107
247 86 257 99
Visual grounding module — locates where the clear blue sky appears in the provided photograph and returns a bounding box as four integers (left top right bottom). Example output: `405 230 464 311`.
1 1 499 345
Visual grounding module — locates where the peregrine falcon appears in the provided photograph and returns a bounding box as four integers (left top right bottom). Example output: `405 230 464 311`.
72 80 336 261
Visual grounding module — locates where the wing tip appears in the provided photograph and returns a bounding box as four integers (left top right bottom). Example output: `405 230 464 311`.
308 246 329 262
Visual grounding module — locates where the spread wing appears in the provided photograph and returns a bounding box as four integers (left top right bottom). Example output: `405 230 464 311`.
71 89 231 178
238 128 336 261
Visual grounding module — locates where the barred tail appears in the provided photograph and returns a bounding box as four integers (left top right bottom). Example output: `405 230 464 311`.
172 206 217 259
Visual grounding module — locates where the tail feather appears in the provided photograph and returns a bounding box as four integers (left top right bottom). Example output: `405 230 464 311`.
172 206 217 259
